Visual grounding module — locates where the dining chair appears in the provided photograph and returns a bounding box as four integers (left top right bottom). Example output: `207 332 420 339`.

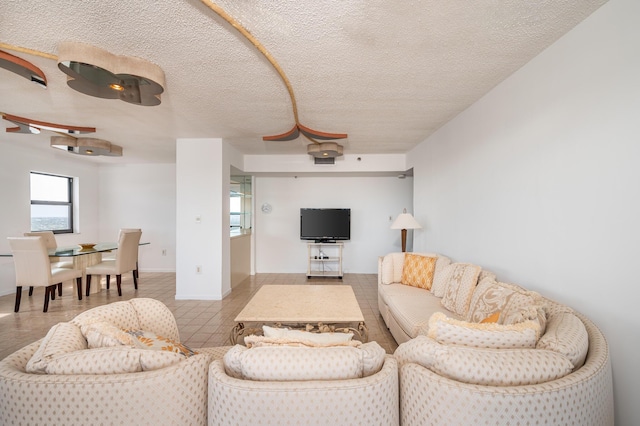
24 231 73 297
118 228 141 284
8 236 83 312
85 229 142 296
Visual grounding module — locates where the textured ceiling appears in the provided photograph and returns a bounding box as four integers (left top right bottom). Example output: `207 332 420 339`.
0 0 608 164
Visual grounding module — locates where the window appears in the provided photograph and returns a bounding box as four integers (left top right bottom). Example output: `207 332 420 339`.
30 172 74 233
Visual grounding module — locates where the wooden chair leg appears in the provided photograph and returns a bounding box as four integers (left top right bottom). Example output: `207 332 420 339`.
106 275 111 289
133 270 138 289
86 275 92 297
116 275 122 296
28 286 34 296
14 286 22 313
76 277 83 301
51 286 56 301
58 283 62 297
43 286 52 312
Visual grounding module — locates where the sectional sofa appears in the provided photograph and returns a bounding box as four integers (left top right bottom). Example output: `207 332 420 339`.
378 251 614 425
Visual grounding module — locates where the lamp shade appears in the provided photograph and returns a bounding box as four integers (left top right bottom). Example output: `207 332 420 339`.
391 211 421 230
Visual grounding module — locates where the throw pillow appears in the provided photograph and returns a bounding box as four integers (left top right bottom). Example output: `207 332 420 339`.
42 347 185 374
26 322 88 374
480 311 501 323
223 341 386 381
261 325 354 345
440 263 482 317
401 254 437 290
81 320 136 348
395 335 574 386
427 312 541 349
126 330 198 357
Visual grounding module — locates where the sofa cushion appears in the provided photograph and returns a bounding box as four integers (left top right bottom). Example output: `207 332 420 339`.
379 283 463 338
401 254 437 290
427 312 541 349
536 311 589 369
261 325 353 345
440 263 482 317
394 335 574 386
223 341 386 381
26 322 88 374
42 347 185 374
466 279 546 333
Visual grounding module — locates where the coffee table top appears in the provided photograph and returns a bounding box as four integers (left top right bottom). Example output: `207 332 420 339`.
234 285 364 323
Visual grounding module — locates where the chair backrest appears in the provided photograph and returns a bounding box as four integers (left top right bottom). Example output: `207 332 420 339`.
8 237 52 287
115 230 142 273
23 231 57 249
119 228 141 257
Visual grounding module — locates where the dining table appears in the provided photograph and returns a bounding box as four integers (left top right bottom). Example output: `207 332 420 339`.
2 241 149 294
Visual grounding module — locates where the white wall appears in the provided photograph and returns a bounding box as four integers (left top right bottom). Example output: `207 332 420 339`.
409 0 639 423
97 163 176 272
254 175 413 273
175 138 231 300
0 143 100 296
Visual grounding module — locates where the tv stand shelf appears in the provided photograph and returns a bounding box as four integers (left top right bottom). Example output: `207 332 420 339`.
307 242 343 279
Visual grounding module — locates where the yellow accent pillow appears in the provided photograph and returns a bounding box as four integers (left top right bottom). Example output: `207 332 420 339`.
480 312 501 323
401 254 437 290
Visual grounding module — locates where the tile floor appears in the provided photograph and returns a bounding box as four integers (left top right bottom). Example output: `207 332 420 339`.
0 272 398 360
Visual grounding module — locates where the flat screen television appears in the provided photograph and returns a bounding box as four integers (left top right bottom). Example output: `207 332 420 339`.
300 208 351 242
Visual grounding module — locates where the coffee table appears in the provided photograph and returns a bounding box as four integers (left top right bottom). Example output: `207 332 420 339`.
230 285 368 344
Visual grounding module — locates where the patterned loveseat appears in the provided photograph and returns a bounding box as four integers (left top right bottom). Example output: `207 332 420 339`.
0 298 229 426
208 333 399 426
378 252 614 426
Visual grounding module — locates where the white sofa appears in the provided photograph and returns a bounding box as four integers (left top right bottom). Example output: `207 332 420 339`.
378 252 614 426
0 298 229 426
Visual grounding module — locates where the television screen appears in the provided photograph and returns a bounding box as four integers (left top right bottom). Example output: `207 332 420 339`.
300 208 350 242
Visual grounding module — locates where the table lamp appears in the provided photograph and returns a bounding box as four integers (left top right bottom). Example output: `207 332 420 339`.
391 208 422 252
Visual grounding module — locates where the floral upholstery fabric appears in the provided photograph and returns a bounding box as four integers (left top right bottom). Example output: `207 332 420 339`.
81 320 136 348
127 330 198 357
426 312 541 349
466 278 546 333
209 356 399 426
440 263 482 317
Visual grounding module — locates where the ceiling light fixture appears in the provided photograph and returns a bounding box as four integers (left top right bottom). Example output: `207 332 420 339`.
0 50 47 88
1 113 95 135
307 142 344 159
50 136 123 157
199 1 347 160
57 42 165 106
